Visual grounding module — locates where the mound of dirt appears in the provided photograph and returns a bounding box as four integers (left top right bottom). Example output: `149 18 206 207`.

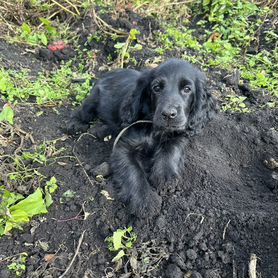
72 109 278 278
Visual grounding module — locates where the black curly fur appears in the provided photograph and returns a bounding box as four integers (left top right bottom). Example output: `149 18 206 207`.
67 59 216 218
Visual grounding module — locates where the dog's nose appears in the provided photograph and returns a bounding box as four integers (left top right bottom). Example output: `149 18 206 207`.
161 108 178 119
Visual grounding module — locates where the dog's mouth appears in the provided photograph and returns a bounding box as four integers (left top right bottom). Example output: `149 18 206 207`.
154 121 187 132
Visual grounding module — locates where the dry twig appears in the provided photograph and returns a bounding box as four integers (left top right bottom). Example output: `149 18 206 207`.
72 133 96 187
222 219 231 240
58 230 86 278
249 253 257 278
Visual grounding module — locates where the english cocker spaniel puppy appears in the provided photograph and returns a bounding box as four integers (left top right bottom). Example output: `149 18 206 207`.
67 59 216 218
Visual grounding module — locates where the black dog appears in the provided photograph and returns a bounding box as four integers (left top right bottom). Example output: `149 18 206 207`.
67 59 216 218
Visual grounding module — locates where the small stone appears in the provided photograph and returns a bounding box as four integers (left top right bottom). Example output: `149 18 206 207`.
204 252 210 262
204 269 221 278
186 249 198 260
165 264 183 278
156 215 166 230
192 271 203 278
224 242 234 253
199 242 208 251
92 162 111 177
170 254 186 270
38 48 54 60
0 269 11 278
21 233 33 243
84 164 91 171
223 70 240 87
185 261 193 269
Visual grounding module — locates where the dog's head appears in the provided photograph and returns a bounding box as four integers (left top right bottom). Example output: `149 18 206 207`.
120 59 216 135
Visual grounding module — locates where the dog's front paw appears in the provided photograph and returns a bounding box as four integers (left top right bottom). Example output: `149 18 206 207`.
130 190 162 219
66 119 89 135
150 163 179 189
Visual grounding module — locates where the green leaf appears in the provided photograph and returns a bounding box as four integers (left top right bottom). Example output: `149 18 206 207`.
114 42 125 49
21 23 31 34
125 241 133 248
39 17 52 26
132 43 142 51
0 186 24 209
129 29 140 40
38 33 48 46
46 177 58 193
4 210 29 234
62 189 76 198
113 229 125 250
112 250 125 262
10 188 48 217
0 105 14 125
45 177 58 207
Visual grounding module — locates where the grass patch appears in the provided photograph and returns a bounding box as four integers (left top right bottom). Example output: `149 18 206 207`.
155 0 277 102
0 63 91 104
222 95 250 113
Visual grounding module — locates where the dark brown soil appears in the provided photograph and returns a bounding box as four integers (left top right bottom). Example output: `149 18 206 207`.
0 7 278 278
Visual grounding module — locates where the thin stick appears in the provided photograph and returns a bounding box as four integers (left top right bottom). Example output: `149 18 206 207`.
232 259 237 278
64 0 80 15
92 8 127 36
112 120 153 151
0 252 27 263
184 213 205 224
222 219 231 240
58 230 86 278
72 133 96 187
249 253 257 278
50 0 78 17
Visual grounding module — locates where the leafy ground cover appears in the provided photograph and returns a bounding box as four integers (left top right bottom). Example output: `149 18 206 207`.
0 1 277 277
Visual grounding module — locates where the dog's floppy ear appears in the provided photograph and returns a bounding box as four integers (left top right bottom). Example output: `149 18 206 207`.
119 69 152 126
187 71 216 135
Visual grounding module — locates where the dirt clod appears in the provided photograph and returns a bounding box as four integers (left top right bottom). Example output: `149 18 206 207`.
165 263 183 278
186 249 198 261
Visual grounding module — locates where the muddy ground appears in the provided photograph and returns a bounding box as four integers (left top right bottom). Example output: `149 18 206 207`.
0 7 278 278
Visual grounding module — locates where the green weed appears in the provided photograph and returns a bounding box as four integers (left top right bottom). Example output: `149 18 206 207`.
240 50 278 96
0 63 91 104
105 226 137 262
60 189 76 203
156 0 277 100
201 0 267 46
7 252 28 276
8 17 71 47
114 29 142 67
0 177 58 236
156 26 202 53
0 104 14 125
222 95 250 113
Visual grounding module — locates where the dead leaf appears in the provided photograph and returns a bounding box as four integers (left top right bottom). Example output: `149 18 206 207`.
44 254 56 263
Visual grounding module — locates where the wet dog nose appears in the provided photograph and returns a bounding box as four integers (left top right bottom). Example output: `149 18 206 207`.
161 108 178 119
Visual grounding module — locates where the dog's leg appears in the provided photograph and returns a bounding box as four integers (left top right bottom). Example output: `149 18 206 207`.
150 136 187 189
66 88 99 134
111 136 162 218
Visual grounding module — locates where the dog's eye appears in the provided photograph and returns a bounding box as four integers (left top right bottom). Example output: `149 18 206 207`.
152 84 161 93
181 86 191 94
